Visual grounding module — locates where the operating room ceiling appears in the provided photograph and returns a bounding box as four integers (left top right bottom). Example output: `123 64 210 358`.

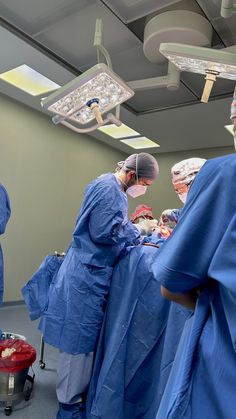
0 0 235 153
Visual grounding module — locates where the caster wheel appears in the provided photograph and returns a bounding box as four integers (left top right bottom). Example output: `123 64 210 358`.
4 407 12 416
40 361 46 369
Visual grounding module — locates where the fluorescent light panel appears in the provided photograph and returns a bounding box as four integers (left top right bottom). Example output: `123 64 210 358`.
159 43 236 80
0 64 60 96
41 64 134 125
225 124 234 136
98 123 139 138
120 137 160 149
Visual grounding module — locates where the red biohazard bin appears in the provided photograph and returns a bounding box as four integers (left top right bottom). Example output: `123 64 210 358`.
0 338 36 416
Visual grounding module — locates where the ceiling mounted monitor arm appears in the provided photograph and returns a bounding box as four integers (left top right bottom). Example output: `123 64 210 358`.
127 62 180 92
221 0 236 18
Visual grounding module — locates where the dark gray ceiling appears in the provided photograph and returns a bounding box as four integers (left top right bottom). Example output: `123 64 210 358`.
0 0 235 153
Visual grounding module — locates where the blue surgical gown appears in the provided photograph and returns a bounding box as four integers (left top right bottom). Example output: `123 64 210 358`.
152 154 236 419
86 236 190 419
0 184 11 305
39 173 140 355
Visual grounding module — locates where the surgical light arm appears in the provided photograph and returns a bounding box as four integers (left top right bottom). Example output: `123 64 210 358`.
127 62 180 92
54 112 122 134
221 0 236 18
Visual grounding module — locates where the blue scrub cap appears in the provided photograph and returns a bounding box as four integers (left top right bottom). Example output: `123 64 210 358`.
117 153 159 180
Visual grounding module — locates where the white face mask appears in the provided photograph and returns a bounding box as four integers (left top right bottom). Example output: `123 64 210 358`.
126 154 148 198
178 192 188 204
126 184 147 198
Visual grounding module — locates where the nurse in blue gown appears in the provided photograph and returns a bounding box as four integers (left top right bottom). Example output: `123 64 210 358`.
153 154 236 419
0 184 11 306
38 153 159 419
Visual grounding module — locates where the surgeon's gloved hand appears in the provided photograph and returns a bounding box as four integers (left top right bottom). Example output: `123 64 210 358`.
135 219 158 236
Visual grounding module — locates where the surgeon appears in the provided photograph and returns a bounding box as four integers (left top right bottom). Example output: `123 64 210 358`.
158 208 180 238
39 152 159 419
130 204 155 223
171 157 206 204
0 184 11 306
130 204 158 236
152 153 236 419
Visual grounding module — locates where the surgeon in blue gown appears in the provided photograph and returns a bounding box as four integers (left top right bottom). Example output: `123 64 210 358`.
86 232 191 419
39 153 159 419
0 184 11 307
152 154 236 419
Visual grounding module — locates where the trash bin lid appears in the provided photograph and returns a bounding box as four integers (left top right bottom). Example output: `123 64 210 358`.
0 339 36 373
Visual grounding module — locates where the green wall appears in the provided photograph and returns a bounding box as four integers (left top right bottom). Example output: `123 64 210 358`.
127 145 235 218
0 94 234 301
0 94 126 301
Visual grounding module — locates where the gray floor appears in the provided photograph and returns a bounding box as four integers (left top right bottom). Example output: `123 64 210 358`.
0 304 58 418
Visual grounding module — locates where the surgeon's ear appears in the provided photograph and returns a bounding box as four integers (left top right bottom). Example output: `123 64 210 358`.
126 171 136 181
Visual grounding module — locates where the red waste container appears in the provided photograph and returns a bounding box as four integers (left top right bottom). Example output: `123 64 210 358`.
0 338 36 416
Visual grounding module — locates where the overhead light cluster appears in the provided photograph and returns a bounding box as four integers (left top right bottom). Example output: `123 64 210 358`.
98 123 160 149
0 64 60 96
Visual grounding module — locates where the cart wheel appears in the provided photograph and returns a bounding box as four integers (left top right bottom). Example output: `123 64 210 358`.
4 407 12 416
39 361 46 369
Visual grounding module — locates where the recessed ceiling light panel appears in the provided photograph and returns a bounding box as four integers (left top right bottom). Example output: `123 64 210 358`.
0 64 60 95
120 137 160 149
97 123 139 138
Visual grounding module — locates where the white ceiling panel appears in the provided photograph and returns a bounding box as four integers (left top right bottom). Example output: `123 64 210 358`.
92 96 234 153
35 2 140 70
127 83 196 112
79 45 165 81
0 26 74 86
195 0 236 46
181 72 236 98
0 0 88 35
102 0 182 23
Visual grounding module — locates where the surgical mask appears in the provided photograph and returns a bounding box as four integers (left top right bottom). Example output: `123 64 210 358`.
126 184 147 198
126 154 148 198
178 192 187 204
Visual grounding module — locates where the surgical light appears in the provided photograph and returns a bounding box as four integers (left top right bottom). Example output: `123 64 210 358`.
159 42 236 102
41 63 134 126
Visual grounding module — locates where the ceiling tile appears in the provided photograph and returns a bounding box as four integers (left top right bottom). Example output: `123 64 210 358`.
101 0 181 23
127 83 197 112
35 2 140 69
181 72 235 99
0 0 88 35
